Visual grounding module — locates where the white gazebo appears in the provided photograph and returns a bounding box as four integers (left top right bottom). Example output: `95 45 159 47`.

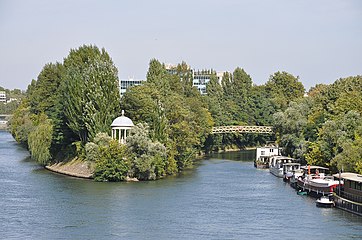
111 110 134 144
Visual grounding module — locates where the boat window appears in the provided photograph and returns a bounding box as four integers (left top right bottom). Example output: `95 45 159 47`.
357 182 361 191
351 181 356 190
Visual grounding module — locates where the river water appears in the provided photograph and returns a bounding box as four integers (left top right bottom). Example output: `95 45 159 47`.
1 131 362 239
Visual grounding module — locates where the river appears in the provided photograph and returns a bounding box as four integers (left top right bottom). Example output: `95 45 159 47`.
0 131 361 239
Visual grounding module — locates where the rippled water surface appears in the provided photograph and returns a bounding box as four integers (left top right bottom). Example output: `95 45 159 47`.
1 131 361 239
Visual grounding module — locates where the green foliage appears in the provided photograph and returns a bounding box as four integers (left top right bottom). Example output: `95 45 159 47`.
266 71 305 111
85 142 99 162
9 100 34 146
28 63 64 115
274 75 362 173
0 86 25 114
0 101 19 114
204 68 279 151
27 62 74 153
28 113 53 165
122 59 213 172
63 45 121 143
86 132 130 181
126 123 168 180
93 140 130 182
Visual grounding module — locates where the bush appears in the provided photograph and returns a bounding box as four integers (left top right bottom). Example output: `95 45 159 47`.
93 141 130 181
126 123 167 180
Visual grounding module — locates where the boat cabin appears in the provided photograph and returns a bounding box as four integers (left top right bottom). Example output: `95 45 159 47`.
256 145 281 160
334 173 362 202
269 156 295 169
283 163 301 174
300 166 329 179
254 145 282 168
283 163 302 182
333 172 362 216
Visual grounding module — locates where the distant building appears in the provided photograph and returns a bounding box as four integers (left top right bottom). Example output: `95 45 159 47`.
0 91 6 103
120 78 146 96
192 70 225 95
164 64 179 75
119 64 226 96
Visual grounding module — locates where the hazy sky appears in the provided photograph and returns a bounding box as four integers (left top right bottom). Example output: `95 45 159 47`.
0 0 361 91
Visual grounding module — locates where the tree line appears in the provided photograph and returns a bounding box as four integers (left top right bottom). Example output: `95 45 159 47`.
273 76 362 174
0 87 25 114
10 44 362 181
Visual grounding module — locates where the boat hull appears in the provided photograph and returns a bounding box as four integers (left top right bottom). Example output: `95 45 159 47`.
316 196 334 208
297 178 340 197
316 201 334 208
270 167 283 178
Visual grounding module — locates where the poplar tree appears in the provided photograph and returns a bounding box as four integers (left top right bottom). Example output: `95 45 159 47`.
63 45 121 143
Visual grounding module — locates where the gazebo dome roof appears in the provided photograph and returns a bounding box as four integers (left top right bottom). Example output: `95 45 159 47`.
111 110 134 128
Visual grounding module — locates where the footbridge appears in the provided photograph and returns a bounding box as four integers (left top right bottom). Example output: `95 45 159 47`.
212 125 273 134
0 114 12 130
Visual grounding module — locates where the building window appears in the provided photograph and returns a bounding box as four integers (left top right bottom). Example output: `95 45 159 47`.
261 151 265 155
270 149 274 152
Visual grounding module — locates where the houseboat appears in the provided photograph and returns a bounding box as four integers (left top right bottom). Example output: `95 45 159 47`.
254 145 281 169
297 166 342 197
283 162 303 182
269 156 296 178
333 172 362 216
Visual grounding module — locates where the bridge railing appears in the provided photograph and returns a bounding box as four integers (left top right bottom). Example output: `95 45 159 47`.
211 125 273 134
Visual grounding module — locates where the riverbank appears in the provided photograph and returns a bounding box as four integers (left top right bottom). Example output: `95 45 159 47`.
46 147 257 180
45 158 94 179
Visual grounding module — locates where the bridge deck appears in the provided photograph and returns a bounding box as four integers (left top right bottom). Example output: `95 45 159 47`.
212 125 273 134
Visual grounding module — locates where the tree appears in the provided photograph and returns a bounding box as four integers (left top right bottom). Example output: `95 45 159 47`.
26 62 74 153
28 113 53 165
266 71 305 111
63 45 121 143
274 75 362 172
9 100 34 146
93 141 130 182
28 62 64 115
126 123 167 180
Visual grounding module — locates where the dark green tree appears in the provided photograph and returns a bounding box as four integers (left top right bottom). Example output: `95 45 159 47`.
63 45 121 143
266 71 305 111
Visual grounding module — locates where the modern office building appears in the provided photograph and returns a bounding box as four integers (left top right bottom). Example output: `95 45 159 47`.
119 64 226 96
192 70 226 94
120 78 146 96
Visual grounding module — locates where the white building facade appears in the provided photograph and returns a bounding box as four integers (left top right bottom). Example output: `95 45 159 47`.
120 78 146 97
192 70 225 95
0 91 6 103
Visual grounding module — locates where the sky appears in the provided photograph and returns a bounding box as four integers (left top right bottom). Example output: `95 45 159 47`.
0 0 361 91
